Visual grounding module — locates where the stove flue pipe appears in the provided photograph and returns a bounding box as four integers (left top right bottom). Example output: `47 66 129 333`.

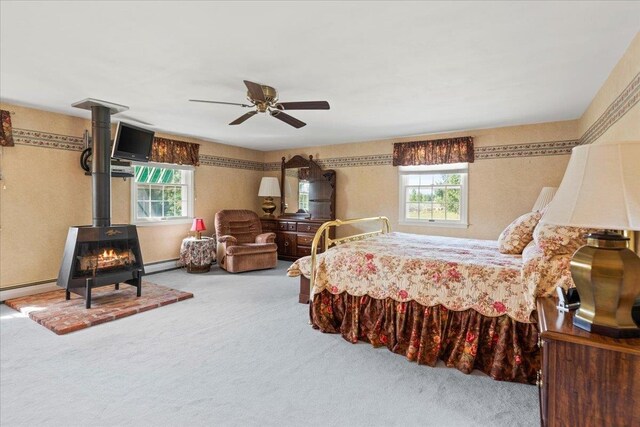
91 105 112 227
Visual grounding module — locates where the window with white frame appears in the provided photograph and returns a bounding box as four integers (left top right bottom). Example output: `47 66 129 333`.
399 162 468 227
131 163 194 224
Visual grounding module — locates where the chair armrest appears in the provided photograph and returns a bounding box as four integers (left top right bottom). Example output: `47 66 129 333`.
256 232 276 244
218 235 238 245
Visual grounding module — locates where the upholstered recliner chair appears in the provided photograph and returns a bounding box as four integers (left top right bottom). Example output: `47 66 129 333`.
214 210 278 273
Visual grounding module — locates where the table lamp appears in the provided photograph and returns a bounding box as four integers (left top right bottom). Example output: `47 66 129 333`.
191 218 206 239
543 140 640 338
258 177 281 217
532 187 558 211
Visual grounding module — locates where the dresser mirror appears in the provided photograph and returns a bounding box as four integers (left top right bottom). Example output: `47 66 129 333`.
280 155 336 220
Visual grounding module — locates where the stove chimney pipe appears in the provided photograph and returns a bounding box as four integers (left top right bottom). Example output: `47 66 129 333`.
91 105 112 227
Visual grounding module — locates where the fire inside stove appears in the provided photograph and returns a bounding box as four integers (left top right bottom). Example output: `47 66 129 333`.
75 245 137 276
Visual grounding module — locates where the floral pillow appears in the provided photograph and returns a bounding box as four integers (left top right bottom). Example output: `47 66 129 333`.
498 211 542 254
533 221 596 257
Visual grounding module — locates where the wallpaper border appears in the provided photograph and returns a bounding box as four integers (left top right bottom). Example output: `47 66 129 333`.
579 71 640 146
13 128 84 151
8 71 638 169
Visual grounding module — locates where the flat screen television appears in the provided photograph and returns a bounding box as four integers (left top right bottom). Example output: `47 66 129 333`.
111 121 155 162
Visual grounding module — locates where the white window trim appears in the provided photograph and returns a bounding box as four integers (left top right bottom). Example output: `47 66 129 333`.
130 161 195 226
398 163 469 228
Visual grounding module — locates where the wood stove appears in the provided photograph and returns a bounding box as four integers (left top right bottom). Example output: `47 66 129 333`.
57 99 144 308
58 225 144 308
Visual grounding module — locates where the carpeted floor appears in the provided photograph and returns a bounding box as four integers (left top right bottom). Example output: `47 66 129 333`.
0 262 540 426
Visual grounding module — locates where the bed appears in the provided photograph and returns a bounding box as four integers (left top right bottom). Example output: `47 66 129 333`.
287 217 574 384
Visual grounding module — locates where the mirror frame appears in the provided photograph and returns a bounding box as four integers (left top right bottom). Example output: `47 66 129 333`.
280 155 336 220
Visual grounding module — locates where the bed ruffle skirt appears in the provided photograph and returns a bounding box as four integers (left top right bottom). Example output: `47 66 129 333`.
311 290 540 384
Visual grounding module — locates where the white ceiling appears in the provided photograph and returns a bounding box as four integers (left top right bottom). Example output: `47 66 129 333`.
1 2 639 151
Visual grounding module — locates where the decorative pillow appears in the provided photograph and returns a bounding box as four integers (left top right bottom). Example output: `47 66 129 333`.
498 211 542 254
532 222 597 257
521 241 575 297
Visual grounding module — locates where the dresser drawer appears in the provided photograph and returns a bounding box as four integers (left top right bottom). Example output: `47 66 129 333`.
297 246 312 257
297 234 314 246
278 222 297 231
297 222 321 233
261 220 278 232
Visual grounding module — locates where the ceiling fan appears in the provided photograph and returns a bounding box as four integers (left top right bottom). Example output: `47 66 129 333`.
190 80 330 128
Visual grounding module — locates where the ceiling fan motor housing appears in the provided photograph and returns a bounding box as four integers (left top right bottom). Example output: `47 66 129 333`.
247 85 278 112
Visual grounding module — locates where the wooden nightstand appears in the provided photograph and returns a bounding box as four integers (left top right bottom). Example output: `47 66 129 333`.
536 297 640 426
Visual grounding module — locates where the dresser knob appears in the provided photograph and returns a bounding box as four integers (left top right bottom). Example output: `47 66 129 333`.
284 241 289 246
537 337 544 348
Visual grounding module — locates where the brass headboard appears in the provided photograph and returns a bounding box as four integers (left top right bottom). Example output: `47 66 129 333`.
309 216 391 297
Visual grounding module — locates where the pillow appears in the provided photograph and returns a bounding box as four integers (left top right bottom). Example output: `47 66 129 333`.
498 211 542 254
532 221 597 257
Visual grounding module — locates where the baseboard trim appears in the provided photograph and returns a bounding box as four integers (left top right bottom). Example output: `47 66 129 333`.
0 259 180 302
1 282 59 302
144 259 180 274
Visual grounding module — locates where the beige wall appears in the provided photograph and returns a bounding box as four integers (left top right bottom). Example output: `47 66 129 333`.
0 103 263 289
265 121 576 240
579 32 640 145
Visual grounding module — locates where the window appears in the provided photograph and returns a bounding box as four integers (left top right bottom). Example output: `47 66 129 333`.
399 162 468 227
298 181 310 211
131 163 194 224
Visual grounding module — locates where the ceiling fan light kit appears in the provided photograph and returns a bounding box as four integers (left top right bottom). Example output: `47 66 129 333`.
190 80 330 128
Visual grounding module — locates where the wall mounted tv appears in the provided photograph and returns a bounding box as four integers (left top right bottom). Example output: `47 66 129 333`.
111 121 155 162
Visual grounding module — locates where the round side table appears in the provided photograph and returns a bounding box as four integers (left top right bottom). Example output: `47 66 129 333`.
177 236 216 273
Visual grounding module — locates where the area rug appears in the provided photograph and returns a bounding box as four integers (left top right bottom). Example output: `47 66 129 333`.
4 281 193 335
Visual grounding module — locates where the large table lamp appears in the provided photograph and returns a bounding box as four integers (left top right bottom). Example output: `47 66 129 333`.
543 140 640 338
258 177 281 217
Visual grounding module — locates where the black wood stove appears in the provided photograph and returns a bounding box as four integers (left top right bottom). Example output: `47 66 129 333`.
57 99 144 308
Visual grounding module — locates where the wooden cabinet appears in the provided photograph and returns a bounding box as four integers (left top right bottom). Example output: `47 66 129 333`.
261 218 330 261
537 297 640 427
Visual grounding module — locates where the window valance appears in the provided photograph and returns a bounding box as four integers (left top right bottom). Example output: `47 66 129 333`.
151 137 200 166
0 110 14 147
392 136 474 166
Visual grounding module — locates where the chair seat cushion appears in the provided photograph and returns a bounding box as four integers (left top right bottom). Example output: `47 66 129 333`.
227 243 277 256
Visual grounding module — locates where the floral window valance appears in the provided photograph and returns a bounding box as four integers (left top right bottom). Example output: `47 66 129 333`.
0 110 14 147
392 136 474 166
151 137 200 166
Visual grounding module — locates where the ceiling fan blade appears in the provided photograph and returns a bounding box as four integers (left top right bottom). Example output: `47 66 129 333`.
270 111 306 128
276 101 330 110
116 114 154 126
244 80 266 102
190 99 252 108
229 111 257 125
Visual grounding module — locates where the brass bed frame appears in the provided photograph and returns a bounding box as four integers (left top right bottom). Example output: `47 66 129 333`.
304 216 391 302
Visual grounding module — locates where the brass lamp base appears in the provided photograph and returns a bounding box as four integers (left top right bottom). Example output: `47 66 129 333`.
261 196 276 217
571 232 640 338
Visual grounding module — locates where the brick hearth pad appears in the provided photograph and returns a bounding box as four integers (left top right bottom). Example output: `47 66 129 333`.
4 282 193 335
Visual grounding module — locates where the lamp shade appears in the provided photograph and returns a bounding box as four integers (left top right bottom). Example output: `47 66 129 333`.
191 218 206 232
258 177 281 197
532 187 558 211
543 141 640 230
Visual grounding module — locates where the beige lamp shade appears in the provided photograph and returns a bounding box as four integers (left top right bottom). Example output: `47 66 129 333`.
532 187 558 211
543 141 640 230
258 177 281 197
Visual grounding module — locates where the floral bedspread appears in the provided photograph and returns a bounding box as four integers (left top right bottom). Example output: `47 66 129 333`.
288 232 571 323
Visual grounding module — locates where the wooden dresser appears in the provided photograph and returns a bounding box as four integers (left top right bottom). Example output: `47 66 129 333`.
261 218 331 261
536 297 640 427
